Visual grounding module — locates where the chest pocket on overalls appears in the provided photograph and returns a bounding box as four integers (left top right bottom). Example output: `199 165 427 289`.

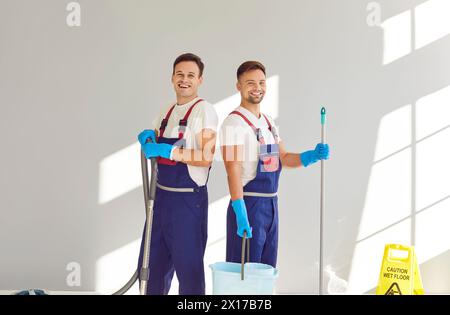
257 128 280 173
259 143 280 173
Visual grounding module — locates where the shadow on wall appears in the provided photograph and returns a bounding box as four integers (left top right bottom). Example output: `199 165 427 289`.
0 0 449 294
342 0 450 294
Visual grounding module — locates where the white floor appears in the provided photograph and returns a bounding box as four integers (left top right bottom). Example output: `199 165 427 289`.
0 290 99 295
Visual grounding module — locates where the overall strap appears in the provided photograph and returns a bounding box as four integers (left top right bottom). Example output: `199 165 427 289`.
178 98 204 139
158 104 176 138
158 98 204 139
230 111 268 144
261 113 279 144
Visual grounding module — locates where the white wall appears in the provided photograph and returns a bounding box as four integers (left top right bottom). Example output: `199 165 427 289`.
1 0 449 294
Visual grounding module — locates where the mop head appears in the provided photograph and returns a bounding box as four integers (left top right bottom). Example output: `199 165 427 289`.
12 289 49 295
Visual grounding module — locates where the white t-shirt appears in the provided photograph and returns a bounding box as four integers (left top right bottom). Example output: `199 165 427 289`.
219 106 281 187
152 97 218 187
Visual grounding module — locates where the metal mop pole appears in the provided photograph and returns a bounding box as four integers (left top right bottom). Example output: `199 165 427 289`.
319 107 326 295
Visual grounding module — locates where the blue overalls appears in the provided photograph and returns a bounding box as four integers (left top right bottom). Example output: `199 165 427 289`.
137 99 209 295
226 111 282 268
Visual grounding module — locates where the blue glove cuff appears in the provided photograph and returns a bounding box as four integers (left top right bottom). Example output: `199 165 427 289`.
300 150 316 167
300 143 330 167
138 129 156 145
231 199 246 214
159 143 173 159
231 199 252 238
142 143 173 159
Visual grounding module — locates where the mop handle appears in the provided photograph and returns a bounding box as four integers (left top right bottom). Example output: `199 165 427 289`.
241 232 250 281
319 107 326 295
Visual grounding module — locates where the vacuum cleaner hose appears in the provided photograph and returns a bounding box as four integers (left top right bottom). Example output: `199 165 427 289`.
112 270 138 295
112 148 157 295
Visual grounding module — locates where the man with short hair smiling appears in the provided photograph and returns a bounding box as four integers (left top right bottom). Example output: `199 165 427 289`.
137 53 218 295
220 61 330 267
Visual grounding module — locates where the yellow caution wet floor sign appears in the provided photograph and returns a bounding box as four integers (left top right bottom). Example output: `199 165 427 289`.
376 244 424 295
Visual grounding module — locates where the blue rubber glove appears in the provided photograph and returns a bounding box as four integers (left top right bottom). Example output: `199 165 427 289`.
138 129 156 145
231 199 252 238
300 143 329 167
142 142 173 159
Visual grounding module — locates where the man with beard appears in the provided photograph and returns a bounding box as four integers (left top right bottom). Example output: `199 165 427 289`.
219 61 329 267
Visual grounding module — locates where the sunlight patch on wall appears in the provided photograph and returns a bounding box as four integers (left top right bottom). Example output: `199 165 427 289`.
416 128 450 211
374 105 411 161
415 0 450 50
95 238 141 294
358 149 411 241
415 197 450 264
348 219 411 294
204 195 230 294
98 143 141 204
382 10 411 65
416 85 450 141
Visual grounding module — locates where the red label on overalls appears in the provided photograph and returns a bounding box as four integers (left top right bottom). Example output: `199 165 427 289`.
259 143 280 173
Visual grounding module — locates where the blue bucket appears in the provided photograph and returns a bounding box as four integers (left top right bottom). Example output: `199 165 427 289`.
209 262 279 295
